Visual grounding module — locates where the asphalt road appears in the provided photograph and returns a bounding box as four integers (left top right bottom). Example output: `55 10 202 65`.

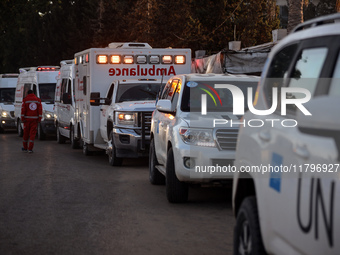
0 132 235 255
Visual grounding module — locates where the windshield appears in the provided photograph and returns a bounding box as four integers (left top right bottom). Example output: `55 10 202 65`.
39 83 56 103
181 80 258 112
116 83 160 103
0 88 16 103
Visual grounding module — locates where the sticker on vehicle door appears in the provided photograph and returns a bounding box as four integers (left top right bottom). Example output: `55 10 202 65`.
269 153 283 193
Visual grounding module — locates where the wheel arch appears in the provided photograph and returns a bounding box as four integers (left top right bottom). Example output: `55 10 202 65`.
233 173 256 216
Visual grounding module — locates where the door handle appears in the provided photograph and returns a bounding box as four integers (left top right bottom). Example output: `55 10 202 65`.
259 130 271 142
294 144 310 159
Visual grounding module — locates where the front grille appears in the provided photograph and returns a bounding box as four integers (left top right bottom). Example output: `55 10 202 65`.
215 128 239 151
10 111 15 118
136 112 152 135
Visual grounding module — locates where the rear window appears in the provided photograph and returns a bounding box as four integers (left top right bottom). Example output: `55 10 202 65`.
181 80 258 112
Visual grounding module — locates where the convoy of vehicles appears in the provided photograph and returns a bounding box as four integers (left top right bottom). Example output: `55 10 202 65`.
14 66 59 139
150 73 259 203
72 42 191 164
2 14 339 254
232 13 340 255
0 74 18 132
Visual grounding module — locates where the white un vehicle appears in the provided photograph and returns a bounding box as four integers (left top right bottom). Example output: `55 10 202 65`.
150 73 259 203
0 74 18 132
232 14 340 255
70 42 191 165
15 66 59 139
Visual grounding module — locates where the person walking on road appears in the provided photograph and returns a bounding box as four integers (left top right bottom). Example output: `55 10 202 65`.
21 90 42 153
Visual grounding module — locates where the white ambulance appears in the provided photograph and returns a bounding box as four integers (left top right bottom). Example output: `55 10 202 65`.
0 74 18 132
73 42 191 165
54 60 79 147
14 66 60 139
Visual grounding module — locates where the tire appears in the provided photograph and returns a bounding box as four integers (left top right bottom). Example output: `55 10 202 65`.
56 123 66 144
108 131 123 166
149 138 165 185
233 196 267 255
17 119 23 137
37 123 46 140
166 147 188 203
70 125 80 149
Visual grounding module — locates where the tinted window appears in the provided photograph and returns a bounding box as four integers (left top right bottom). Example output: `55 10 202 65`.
286 47 328 112
329 53 340 96
116 83 160 102
0 88 15 103
181 80 258 112
39 83 55 103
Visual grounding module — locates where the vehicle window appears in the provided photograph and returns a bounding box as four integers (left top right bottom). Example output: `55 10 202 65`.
83 76 87 95
181 80 258 112
169 79 181 108
23 84 31 98
160 80 172 100
107 83 115 99
32 84 37 96
329 53 340 96
116 83 160 102
0 88 15 103
264 44 298 107
67 79 71 94
39 83 55 103
286 47 328 112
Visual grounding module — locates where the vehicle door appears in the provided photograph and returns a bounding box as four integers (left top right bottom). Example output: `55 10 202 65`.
156 79 181 164
260 37 338 254
100 82 115 141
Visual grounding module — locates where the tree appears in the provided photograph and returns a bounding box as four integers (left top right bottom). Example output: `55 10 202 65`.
287 0 304 33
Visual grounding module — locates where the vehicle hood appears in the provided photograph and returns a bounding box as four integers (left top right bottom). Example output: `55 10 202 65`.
114 100 156 112
0 103 15 112
41 102 54 113
178 111 241 129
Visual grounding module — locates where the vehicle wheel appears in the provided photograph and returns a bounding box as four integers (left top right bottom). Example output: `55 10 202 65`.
108 131 123 166
234 196 267 255
82 140 92 156
166 147 188 203
17 119 23 137
149 138 165 185
37 123 46 140
70 125 80 149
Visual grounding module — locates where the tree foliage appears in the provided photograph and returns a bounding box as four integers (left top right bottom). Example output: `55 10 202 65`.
1 0 280 73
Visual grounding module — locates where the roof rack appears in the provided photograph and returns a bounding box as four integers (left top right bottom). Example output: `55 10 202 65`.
291 13 340 33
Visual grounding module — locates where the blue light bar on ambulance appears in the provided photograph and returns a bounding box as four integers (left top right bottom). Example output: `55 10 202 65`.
97 55 108 64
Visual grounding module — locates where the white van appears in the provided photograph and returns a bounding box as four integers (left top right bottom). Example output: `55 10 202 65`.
54 60 79 147
72 42 191 160
14 66 60 139
0 74 18 132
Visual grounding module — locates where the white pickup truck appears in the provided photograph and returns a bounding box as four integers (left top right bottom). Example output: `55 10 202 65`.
90 79 163 166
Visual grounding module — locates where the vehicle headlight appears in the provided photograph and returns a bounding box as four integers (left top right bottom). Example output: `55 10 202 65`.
179 127 216 147
44 111 54 119
116 112 136 126
1 111 10 118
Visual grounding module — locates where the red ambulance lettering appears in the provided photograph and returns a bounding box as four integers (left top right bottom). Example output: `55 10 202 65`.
108 65 177 77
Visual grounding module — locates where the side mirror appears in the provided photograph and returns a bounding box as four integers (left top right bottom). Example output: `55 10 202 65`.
62 93 72 105
297 95 340 160
90 92 101 106
156 99 174 113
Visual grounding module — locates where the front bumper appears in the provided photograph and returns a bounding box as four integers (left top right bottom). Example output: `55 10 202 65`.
0 118 16 130
113 127 150 158
41 119 56 134
173 142 236 183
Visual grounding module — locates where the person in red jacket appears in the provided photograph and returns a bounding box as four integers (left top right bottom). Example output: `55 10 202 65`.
21 90 43 153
